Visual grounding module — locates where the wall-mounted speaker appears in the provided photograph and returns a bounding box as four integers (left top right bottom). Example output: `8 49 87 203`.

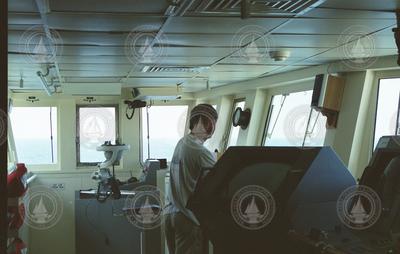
312 74 346 128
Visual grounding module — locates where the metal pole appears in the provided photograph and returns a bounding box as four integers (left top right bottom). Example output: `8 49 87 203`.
50 107 55 163
146 106 150 160
302 108 314 147
396 91 400 135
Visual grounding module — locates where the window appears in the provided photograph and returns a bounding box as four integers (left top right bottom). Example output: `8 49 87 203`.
10 107 58 165
374 78 400 148
263 90 327 147
141 105 188 162
226 100 245 148
77 105 118 166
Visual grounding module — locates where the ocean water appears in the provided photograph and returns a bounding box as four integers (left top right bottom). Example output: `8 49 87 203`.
13 137 325 166
14 138 58 165
142 138 179 161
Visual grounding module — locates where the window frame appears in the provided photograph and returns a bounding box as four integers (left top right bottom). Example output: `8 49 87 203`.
260 83 327 147
76 104 120 167
372 75 400 151
224 98 245 150
9 104 60 170
261 96 275 146
139 103 190 164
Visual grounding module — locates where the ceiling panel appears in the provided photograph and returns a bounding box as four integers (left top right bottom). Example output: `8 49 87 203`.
274 18 396 35
209 70 276 81
231 47 328 58
312 47 397 59
163 17 288 34
7 0 400 93
59 63 132 71
122 71 197 79
211 64 282 72
47 13 165 32
8 14 42 25
154 57 220 66
269 34 396 49
49 0 168 13
64 77 122 83
164 33 236 47
304 8 396 19
124 77 188 87
11 45 234 58
60 70 129 77
321 0 400 11
8 0 38 12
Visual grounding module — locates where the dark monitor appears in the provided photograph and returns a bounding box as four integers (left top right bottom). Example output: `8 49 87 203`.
360 149 400 190
188 146 355 254
358 136 400 236
360 136 400 191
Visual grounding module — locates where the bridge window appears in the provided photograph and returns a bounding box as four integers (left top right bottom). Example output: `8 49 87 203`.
141 105 188 162
262 90 327 147
77 105 118 166
10 107 58 165
374 78 400 148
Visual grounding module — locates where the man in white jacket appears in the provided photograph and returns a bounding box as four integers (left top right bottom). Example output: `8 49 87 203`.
164 104 218 254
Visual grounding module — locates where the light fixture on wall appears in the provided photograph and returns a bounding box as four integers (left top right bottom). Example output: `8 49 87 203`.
37 65 57 96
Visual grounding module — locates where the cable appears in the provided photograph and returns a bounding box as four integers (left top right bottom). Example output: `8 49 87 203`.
125 105 135 120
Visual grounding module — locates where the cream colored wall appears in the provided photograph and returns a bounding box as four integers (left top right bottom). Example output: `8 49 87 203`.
10 91 194 254
195 55 400 179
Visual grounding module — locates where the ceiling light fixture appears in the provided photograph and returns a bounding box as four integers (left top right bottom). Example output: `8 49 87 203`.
269 50 291 62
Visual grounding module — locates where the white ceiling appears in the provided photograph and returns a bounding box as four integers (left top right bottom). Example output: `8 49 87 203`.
7 0 400 93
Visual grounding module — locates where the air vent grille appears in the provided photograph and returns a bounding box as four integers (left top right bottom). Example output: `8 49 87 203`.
142 66 210 73
181 0 325 17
